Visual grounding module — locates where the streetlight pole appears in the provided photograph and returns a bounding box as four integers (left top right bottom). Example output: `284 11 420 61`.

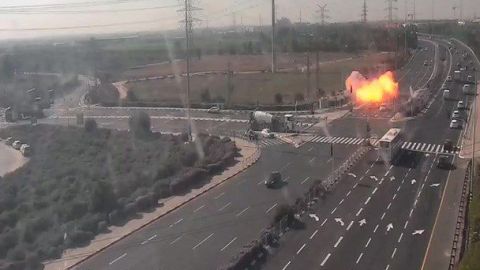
184 0 192 140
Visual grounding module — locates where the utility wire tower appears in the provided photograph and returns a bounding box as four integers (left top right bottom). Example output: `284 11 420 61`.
459 0 464 20
361 0 368 23
385 0 397 23
178 0 201 139
271 0 277 73
317 4 329 25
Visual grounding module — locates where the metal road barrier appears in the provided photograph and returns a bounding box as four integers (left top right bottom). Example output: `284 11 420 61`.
448 161 472 270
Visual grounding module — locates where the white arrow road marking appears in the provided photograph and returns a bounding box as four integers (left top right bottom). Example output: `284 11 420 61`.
335 218 345 226
370 175 378 181
386 223 394 232
412 230 425 235
359 219 367 226
430 183 440 187
390 176 395 181
411 179 417 185
348 173 357 178
309 214 320 222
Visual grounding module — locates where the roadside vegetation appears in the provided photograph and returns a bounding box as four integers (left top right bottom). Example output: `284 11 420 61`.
0 114 237 270
459 163 480 270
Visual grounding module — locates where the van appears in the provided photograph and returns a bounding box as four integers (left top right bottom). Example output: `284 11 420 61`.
20 144 31 156
443 90 450 99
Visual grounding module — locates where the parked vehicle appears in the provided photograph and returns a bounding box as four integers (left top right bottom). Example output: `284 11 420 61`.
12 140 22 150
20 144 31 156
5 137 14 145
457 101 466 110
463 84 475 95
451 110 461 119
443 90 450 100
261 128 275 138
443 140 454 152
207 106 221 114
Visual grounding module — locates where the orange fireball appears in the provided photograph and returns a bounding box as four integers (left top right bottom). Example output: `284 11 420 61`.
346 71 399 104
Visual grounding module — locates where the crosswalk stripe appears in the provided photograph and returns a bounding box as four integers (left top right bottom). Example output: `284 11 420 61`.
317 136 325 143
346 138 356 144
319 137 329 143
313 136 322 142
332 137 342 144
406 142 412 148
421 143 427 151
412 143 417 149
340 138 350 144
426 144 432 152
402 142 408 148
436 145 442 152
353 138 362 144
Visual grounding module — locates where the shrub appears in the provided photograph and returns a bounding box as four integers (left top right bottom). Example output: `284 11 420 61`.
84 119 98 133
134 193 156 211
128 111 151 137
66 230 94 248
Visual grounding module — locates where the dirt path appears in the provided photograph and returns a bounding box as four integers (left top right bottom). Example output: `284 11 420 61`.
0 143 28 177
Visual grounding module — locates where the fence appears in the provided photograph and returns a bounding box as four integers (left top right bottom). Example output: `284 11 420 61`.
448 161 472 270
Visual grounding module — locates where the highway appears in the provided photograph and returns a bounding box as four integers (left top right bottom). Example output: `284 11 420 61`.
261 37 477 270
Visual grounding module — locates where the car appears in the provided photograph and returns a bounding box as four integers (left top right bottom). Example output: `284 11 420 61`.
451 110 461 119
12 140 22 150
450 119 462 129
443 139 454 152
423 60 429 66
467 75 474 83
437 155 451 169
5 137 14 145
265 171 283 188
446 75 453 82
207 106 221 114
261 128 275 138
443 90 450 99
20 144 31 156
457 101 466 110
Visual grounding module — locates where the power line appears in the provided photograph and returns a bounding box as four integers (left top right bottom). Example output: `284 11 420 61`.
0 0 159 11
385 0 397 23
0 4 181 14
316 4 329 25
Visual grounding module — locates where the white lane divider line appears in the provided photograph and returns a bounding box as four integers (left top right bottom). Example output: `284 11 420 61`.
214 192 225 200
193 233 214 250
194 205 205 213
109 253 127 265
404 220 409 229
266 203 278 214
334 236 344 248
385 265 390 270
381 212 386 220
321 218 328 227
347 221 354 231
321 253 331 267
364 197 371 205
301 177 311 184
170 234 184 245
297 243 307 255
356 253 364 264
365 237 372 248
282 261 291 270
310 229 318 239
387 203 392 210
218 202 231 211
331 207 338 214
391 248 397 259
339 199 345 205
398 232 404 243
346 190 352 197
374 224 379 233
220 237 238 251
372 187 378 195
356 208 363 217
236 206 250 217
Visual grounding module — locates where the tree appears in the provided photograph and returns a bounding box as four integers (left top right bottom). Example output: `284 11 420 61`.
84 119 98 133
89 181 117 213
128 111 151 137
294 93 304 102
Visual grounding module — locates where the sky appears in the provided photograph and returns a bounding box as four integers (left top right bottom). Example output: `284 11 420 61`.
0 0 478 40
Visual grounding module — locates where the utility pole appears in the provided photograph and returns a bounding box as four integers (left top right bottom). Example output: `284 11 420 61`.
232 12 237 32
413 0 416 21
226 62 233 108
386 0 397 23
459 0 464 20
317 4 329 25
271 0 277 73
306 53 311 101
361 0 368 23
179 0 200 140
316 51 320 91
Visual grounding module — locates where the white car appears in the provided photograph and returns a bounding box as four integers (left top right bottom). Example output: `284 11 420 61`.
12 140 22 150
207 106 221 114
451 110 461 119
457 101 466 109
450 119 461 129
261 128 275 138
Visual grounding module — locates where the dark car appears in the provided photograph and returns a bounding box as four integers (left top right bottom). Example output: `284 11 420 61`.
265 171 282 188
443 140 454 152
437 155 451 169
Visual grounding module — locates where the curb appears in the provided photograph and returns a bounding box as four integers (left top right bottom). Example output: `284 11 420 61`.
64 143 261 270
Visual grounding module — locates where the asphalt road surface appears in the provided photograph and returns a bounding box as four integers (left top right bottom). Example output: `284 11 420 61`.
260 37 478 270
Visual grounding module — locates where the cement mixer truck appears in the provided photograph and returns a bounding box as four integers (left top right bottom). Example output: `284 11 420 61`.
249 111 296 132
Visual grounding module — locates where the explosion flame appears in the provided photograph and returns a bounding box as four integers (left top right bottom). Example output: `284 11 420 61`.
346 71 399 104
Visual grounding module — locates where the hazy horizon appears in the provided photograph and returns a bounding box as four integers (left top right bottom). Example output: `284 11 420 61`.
0 0 478 41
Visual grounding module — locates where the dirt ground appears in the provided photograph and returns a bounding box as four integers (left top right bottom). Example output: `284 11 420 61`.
124 52 394 106
122 52 358 79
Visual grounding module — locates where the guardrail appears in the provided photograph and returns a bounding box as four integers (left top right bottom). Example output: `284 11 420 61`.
448 161 472 270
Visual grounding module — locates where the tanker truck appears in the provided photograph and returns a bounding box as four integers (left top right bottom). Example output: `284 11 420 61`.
249 111 296 132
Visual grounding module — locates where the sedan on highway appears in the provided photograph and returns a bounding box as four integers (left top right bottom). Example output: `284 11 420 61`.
450 119 462 129
451 110 461 120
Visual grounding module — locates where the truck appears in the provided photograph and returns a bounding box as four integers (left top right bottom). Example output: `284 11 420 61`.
249 111 296 133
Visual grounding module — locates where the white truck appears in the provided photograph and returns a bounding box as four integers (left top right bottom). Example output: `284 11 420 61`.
249 111 296 132
453 70 462 81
